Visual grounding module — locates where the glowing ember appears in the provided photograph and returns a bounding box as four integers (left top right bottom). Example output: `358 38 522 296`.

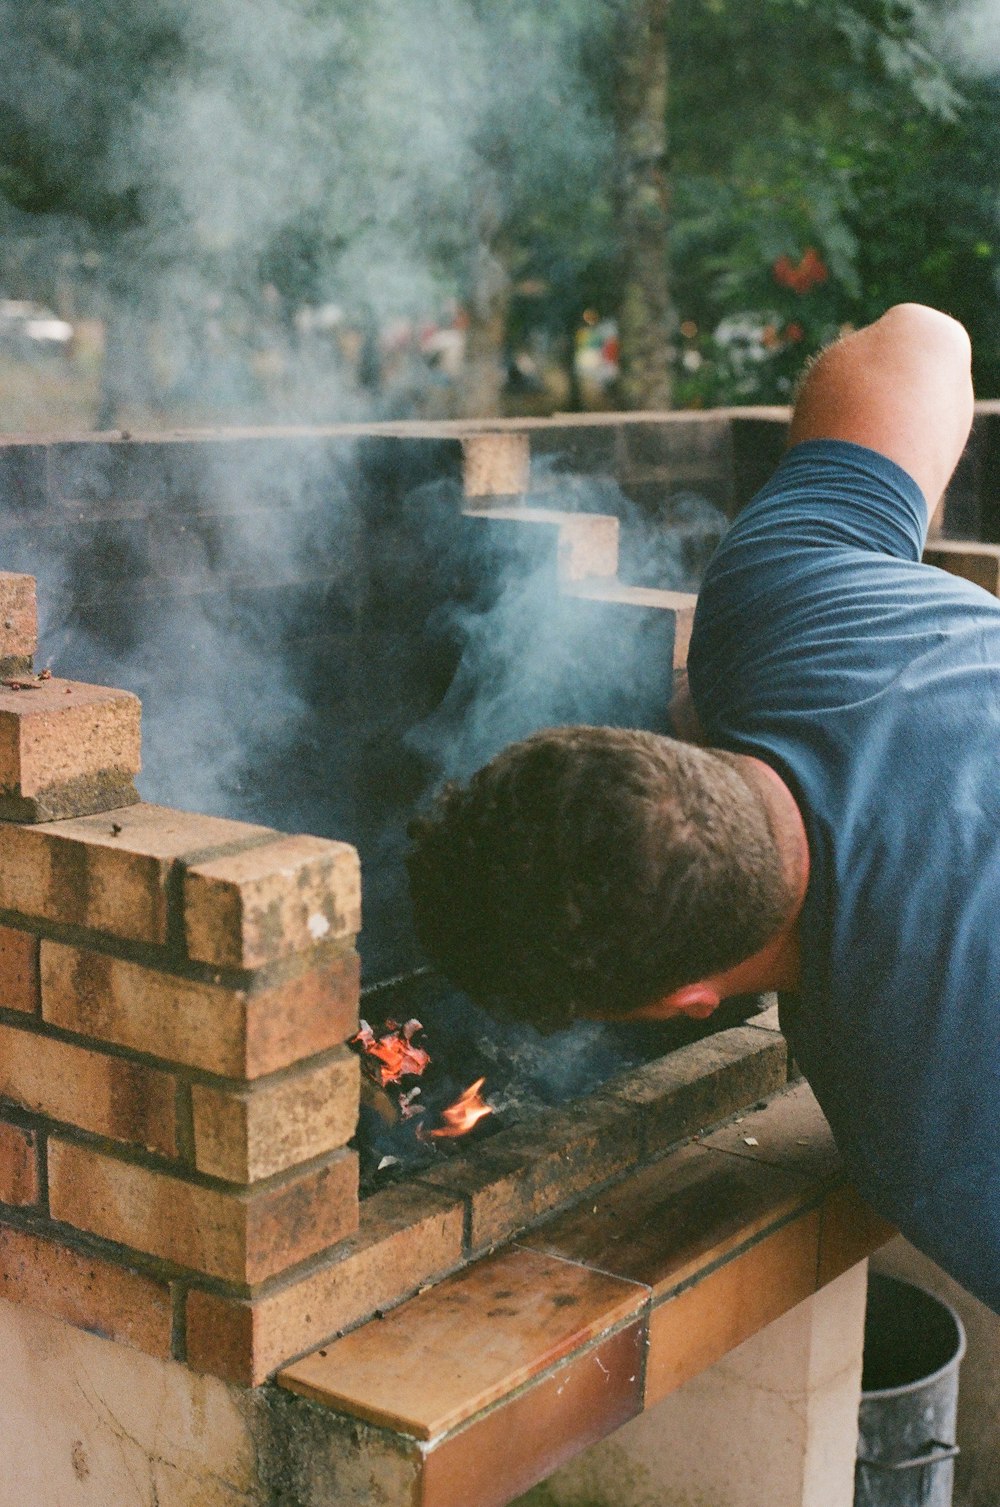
428 1077 493 1138
352 1017 431 1087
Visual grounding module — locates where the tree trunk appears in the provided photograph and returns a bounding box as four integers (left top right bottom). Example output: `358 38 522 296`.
457 238 511 419
614 0 673 411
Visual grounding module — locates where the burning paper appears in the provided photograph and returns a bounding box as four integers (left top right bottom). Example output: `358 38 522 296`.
352 1018 431 1086
351 1018 494 1145
427 1077 493 1138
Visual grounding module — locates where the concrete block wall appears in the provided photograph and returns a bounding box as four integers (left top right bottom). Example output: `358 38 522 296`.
0 418 730 980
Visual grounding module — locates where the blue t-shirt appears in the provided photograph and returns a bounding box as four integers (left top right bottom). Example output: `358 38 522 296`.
688 438 1000 1311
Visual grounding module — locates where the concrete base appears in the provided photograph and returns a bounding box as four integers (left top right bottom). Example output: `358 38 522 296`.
0 1296 269 1507
521 1261 869 1507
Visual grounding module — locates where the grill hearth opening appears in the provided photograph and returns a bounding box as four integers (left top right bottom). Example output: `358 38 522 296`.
351 971 772 1191
0 408 948 1507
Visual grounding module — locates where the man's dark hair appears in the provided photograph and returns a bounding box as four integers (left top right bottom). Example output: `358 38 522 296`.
406 725 792 1029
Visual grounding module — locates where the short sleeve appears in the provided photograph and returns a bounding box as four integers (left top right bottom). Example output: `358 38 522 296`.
688 440 931 739
722 439 928 564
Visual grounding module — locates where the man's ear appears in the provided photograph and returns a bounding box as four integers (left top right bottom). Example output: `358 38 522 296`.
626 982 723 1022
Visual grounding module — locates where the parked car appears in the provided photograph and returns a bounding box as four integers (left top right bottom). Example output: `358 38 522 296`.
0 300 74 357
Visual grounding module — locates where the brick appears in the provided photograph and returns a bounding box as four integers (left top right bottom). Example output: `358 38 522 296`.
0 803 277 945
0 678 141 822
463 506 620 584
0 1222 172 1357
0 925 40 1013
49 1137 359 1284
0 446 48 516
191 1047 360 1182
41 940 359 1077
0 1021 177 1155
729 411 791 515
183 836 361 969
462 434 530 498
603 1026 789 1157
418 1096 644 1251
0 1121 38 1204
528 418 620 478
186 1181 466 1384
563 580 697 668
0 573 37 664
619 413 731 478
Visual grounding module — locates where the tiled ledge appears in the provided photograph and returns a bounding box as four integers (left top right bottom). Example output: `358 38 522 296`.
276 1082 895 1507
186 1016 787 1384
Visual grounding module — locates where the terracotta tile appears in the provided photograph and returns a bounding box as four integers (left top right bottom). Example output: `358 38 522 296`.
521 1141 816 1298
277 1245 646 1440
420 1320 645 1507
699 1082 842 1184
646 1208 822 1406
817 1184 897 1287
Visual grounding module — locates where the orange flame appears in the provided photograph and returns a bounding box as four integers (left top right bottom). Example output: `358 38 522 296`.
428 1077 493 1138
352 1018 431 1086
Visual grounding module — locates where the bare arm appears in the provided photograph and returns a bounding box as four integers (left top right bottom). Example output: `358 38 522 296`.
788 303 974 519
667 669 706 744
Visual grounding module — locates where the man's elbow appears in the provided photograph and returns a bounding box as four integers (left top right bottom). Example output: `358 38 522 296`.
880 303 972 369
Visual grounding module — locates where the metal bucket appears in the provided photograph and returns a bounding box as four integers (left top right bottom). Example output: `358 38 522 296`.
855 1272 966 1507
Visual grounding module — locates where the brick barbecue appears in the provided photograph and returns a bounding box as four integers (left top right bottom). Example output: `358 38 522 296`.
0 407 995 1506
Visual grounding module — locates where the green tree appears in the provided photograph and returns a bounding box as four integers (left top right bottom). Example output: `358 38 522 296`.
667 0 1000 402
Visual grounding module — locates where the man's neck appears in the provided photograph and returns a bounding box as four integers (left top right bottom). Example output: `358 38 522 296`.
716 753 810 996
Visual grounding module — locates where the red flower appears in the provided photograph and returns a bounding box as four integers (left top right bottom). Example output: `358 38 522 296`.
773 248 829 294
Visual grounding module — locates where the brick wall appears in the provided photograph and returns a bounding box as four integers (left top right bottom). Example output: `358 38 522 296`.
0 571 368 1379
0 571 799 1389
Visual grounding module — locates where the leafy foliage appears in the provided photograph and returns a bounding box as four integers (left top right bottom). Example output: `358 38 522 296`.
0 0 997 408
668 0 1000 401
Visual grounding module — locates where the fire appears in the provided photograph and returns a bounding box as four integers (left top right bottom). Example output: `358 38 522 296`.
428 1077 493 1138
352 1018 431 1087
352 1018 493 1142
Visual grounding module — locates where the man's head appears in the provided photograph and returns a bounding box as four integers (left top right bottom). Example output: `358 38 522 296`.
406 725 794 1030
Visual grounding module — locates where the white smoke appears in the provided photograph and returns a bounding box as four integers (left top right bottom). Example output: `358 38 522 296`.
936 0 1000 76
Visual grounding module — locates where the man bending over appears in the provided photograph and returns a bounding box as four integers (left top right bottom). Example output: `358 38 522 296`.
406 304 997 1309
